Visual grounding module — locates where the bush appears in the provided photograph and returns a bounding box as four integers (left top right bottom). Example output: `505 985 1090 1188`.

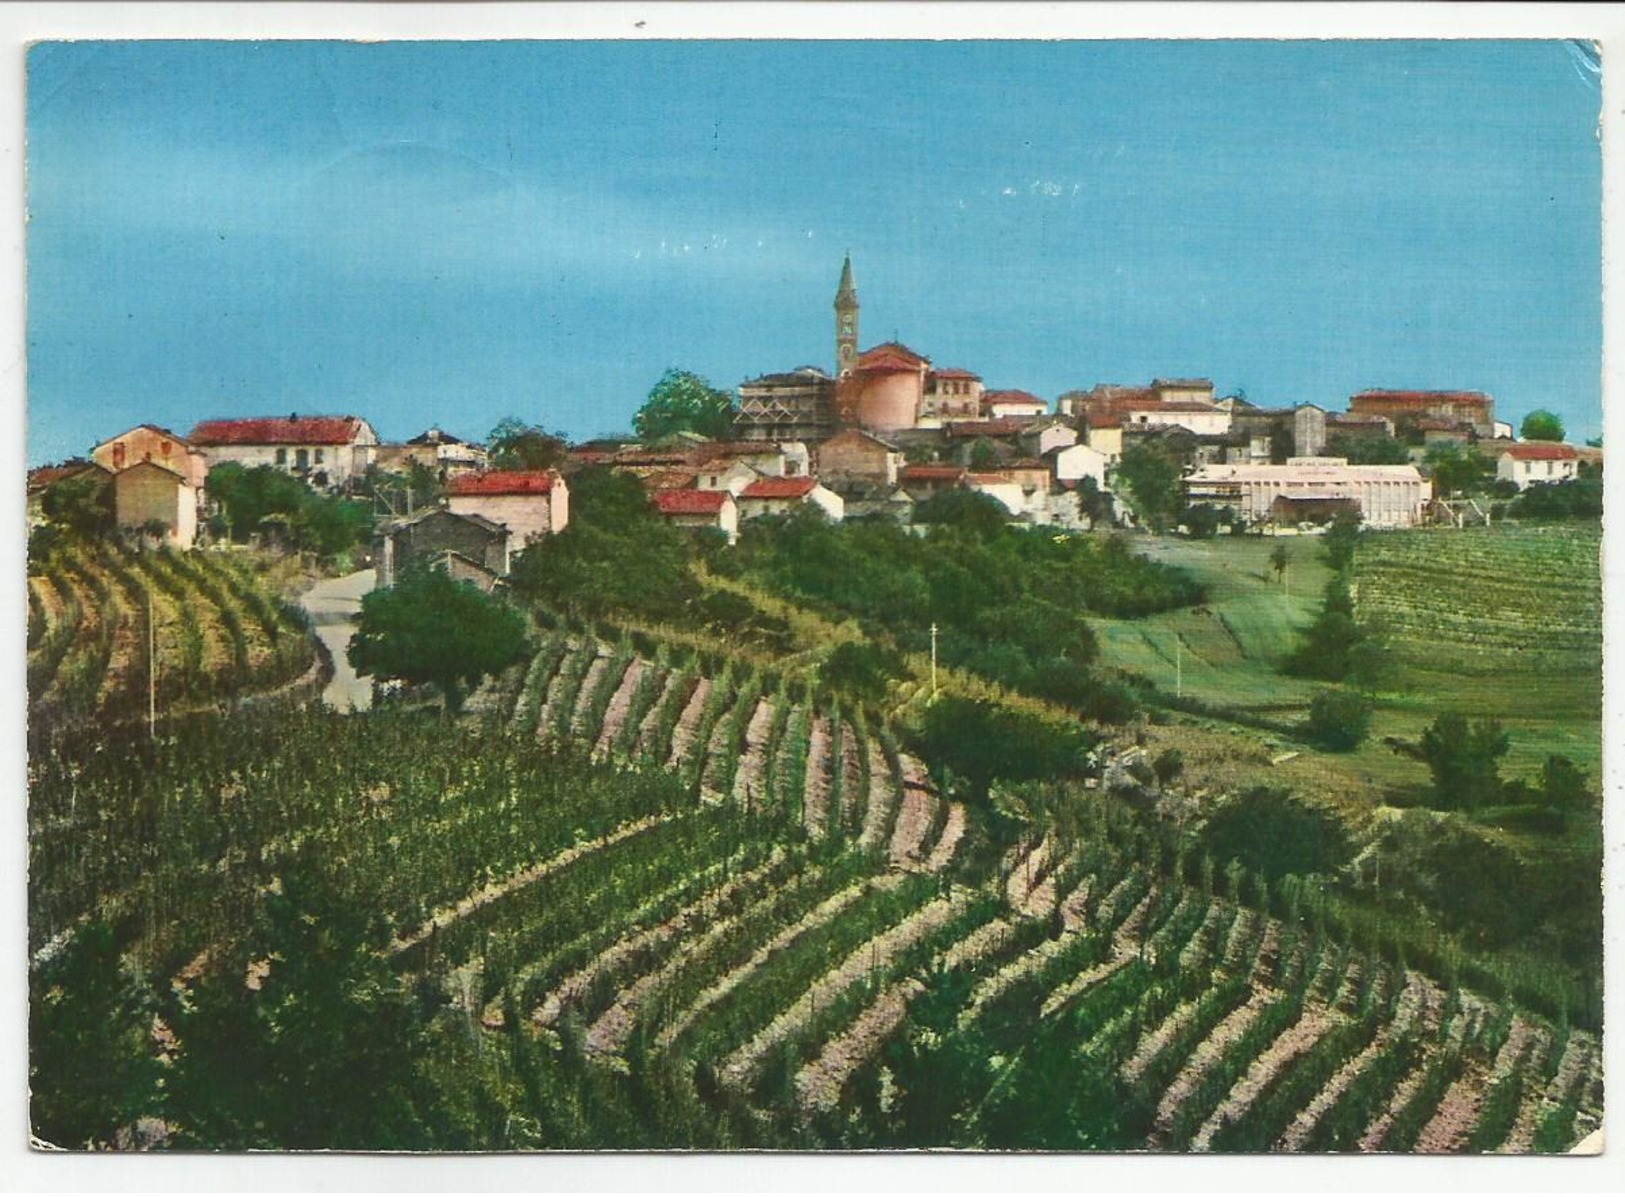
1201 787 1352 882
906 695 1094 800
1302 689 1372 752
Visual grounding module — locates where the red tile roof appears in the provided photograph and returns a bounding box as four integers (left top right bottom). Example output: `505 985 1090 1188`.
635 469 700 491
740 476 818 500
1350 390 1493 408
858 351 928 374
654 489 731 515
189 415 370 446
1505 442 1579 461
931 367 981 381
446 470 559 496
900 465 967 482
860 341 929 366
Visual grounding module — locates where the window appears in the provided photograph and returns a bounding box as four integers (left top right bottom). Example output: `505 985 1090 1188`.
296 448 309 470
315 448 325 464
275 448 287 466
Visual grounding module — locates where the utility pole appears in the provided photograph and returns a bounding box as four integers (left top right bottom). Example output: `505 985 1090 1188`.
929 623 939 699
147 589 157 739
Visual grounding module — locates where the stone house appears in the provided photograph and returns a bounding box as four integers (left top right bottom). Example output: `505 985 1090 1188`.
815 428 903 487
736 476 845 522
188 414 379 489
375 507 511 589
652 488 739 541
113 460 200 548
445 470 570 546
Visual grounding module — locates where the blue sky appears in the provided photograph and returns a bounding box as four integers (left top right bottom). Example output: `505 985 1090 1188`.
25 38 1603 463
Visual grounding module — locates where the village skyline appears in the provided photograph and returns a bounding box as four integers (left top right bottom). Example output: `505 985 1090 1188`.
25 37 1603 468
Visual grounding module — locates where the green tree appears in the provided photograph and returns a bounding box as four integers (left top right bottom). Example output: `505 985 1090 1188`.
1425 444 1490 498
40 470 115 538
1269 542 1289 583
1417 713 1510 810
348 565 531 712
1302 688 1372 752
1520 410 1566 442
206 462 372 560
633 369 737 442
1114 440 1185 532
1202 787 1352 882
908 695 1093 800
487 417 569 471
165 863 432 1149
913 488 1010 536
29 921 162 1149
507 466 699 621
1326 433 1412 465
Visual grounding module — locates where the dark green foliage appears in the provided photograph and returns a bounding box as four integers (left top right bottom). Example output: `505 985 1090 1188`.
1320 510 1362 573
820 640 906 705
205 462 372 559
1302 688 1372 751
1152 747 1184 786
487 417 569 471
1519 410 1566 442
1509 477 1602 521
913 488 1010 535
29 922 161 1149
508 466 700 621
349 565 531 712
731 510 1200 716
40 471 115 538
1180 502 1224 539
165 862 432 1149
1115 439 1185 532
1326 432 1412 465
1425 444 1491 498
1416 713 1509 810
1201 787 1352 883
908 695 1093 799
633 368 737 442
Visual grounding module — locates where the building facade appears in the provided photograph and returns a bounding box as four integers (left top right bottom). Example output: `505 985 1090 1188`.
188 414 379 488
1183 457 1431 528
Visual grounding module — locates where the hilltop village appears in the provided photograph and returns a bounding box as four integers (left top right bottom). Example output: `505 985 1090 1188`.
28 255 1598 579
26 256 1605 1155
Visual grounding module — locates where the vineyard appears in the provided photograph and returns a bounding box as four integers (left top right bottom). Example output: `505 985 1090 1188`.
28 620 1604 1152
1354 526 1602 771
26 537 321 726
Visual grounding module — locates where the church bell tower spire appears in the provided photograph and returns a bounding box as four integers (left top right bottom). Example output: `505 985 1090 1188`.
834 253 859 377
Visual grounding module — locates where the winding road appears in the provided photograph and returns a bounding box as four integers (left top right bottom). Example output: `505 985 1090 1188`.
298 568 377 712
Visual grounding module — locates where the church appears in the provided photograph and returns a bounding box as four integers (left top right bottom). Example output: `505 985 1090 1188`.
734 256 1000 443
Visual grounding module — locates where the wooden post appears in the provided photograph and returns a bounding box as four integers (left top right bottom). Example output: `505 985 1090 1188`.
148 589 157 739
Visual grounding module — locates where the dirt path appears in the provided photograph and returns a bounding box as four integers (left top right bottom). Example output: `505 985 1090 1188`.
298 569 376 712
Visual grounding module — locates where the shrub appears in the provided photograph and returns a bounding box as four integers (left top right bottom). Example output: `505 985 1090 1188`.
1302 689 1372 752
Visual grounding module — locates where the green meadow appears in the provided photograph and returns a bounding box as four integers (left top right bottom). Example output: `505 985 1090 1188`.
1091 527 1602 788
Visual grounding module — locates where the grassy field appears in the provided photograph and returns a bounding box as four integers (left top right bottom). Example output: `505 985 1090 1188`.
1092 527 1602 791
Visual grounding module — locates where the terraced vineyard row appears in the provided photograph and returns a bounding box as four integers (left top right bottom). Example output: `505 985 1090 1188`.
26 537 318 725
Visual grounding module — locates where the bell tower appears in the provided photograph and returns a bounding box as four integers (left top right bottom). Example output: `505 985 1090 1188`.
834 253 859 377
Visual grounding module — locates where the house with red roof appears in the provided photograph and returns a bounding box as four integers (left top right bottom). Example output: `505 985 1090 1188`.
983 389 1050 420
445 470 569 546
920 366 984 424
652 487 739 541
735 475 844 522
1496 442 1580 490
1349 390 1497 439
89 425 210 548
188 414 379 488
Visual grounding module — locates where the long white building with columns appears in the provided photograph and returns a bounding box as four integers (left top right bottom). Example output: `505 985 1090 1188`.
1183 457 1431 528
